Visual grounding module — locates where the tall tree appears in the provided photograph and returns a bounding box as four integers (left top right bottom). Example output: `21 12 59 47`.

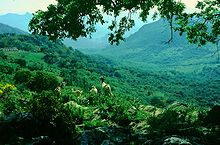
29 0 219 46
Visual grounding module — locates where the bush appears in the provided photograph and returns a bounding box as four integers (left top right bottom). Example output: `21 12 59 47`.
43 53 59 64
31 91 62 125
0 64 14 74
97 95 134 126
14 70 62 92
28 71 62 92
30 91 77 144
14 59 26 67
0 83 19 115
147 103 200 135
0 51 7 59
14 69 32 84
27 62 44 71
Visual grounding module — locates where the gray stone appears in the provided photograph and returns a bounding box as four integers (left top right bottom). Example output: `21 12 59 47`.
163 136 192 145
101 140 115 145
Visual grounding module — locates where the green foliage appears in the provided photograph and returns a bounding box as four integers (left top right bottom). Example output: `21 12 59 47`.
0 62 14 75
0 50 7 59
14 69 62 92
13 58 26 67
175 0 220 46
0 34 68 53
147 103 201 135
148 96 166 107
27 61 44 71
30 91 77 144
91 95 135 126
28 71 62 92
14 69 32 84
43 52 59 64
31 91 62 124
0 84 33 115
63 101 85 124
0 31 219 144
29 0 219 45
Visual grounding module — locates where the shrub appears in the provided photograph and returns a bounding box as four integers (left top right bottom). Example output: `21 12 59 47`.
63 101 85 124
43 53 59 64
27 62 44 71
27 71 62 92
30 91 77 144
31 91 63 125
0 83 19 115
14 59 26 67
98 95 134 126
0 51 7 59
0 64 14 74
147 103 200 135
14 69 32 84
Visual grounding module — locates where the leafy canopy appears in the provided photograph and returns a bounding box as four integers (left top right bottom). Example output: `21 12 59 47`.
29 0 219 45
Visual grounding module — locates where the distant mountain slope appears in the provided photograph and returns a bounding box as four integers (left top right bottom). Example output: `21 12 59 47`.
83 19 218 72
0 23 28 34
0 13 147 49
0 13 109 49
63 34 109 49
0 13 32 32
123 19 189 48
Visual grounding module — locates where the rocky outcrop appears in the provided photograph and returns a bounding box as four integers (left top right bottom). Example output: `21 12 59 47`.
77 126 132 145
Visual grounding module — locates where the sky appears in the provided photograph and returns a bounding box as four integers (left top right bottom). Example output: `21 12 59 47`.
0 0 199 15
0 0 57 15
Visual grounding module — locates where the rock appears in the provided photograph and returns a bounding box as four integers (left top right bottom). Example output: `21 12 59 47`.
168 102 189 110
78 126 131 144
138 105 163 116
101 140 115 145
78 127 107 145
143 139 153 145
162 136 192 145
32 136 54 145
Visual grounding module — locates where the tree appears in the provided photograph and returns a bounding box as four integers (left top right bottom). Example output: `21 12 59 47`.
27 71 62 92
175 0 220 46
29 0 219 46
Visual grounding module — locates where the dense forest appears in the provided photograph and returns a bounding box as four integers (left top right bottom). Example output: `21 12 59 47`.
0 33 220 144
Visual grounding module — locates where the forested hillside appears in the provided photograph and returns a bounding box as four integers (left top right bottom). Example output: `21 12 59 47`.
83 19 219 73
0 33 220 144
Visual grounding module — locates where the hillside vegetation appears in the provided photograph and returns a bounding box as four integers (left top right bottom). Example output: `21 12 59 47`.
83 19 219 73
0 34 220 144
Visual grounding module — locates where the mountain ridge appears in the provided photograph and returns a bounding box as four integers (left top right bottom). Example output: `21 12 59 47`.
81 19 218 72
0 12 148 49
0 12 32 32
0 22 28 35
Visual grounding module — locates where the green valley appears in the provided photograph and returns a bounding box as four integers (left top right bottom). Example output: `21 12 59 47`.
0 32 220 144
